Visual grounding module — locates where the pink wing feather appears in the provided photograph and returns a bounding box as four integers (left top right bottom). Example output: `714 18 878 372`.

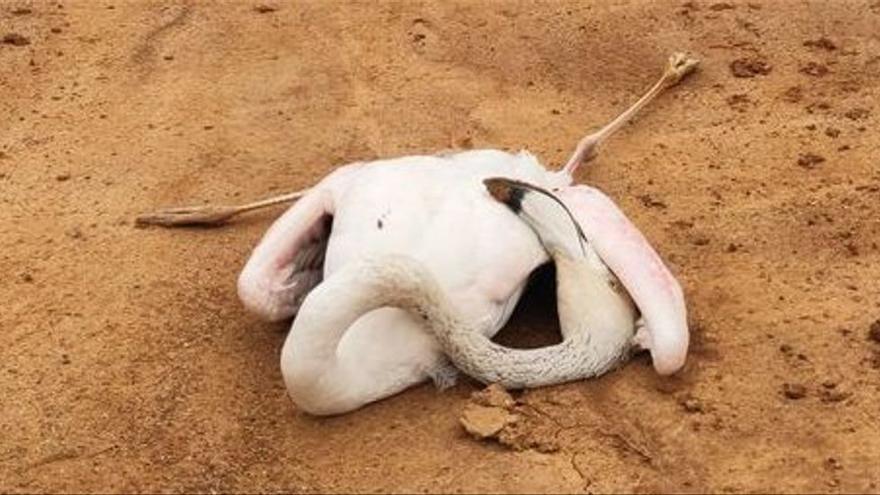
237 184 334 322
556 185 689 375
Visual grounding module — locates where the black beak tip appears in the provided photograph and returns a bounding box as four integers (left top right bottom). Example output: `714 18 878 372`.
484 177 524 213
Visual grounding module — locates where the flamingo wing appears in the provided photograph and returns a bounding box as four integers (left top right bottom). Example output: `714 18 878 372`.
237 183 335 322
554 185 689 375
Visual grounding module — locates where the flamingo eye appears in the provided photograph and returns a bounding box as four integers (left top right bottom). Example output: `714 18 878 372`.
607 277 623 294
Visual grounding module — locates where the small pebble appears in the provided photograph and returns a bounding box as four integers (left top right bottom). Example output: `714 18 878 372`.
66 227 84 240
679 395 704 413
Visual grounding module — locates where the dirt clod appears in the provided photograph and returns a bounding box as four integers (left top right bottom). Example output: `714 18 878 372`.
726 93 751 112
824 457 843 471
869 320 880 343
870 351 880 369
2 33 31 46
459 385 559 453
782 383 807 400
460 404 516 439
800 62 829 77
844 108 870 121
782 86 802 102
819 389 851 403
470 383 515 409
692 235 711 246
730 57 772 78
639 194 668 209
805 101 830 113
679 395 704 413
797 153 825 169
460 385 518 440
803 37 837 51
66 227 84 240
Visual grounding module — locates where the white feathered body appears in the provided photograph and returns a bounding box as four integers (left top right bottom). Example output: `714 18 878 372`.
318 150 568 388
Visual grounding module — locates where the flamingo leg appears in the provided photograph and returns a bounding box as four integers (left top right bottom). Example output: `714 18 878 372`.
561 53 699 177
136 188 311 227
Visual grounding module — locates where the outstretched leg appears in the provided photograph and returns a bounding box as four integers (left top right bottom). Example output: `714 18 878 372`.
136 188 310 227
137 54 697 226
561 53 699 177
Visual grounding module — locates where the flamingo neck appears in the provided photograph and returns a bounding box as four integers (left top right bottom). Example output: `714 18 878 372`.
279 256 458 415
441 257 636 389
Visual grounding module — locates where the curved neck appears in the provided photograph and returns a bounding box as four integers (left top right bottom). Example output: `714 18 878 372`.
441 263 635 389
279 256 457 414
431 255 634 388
282 254 636 414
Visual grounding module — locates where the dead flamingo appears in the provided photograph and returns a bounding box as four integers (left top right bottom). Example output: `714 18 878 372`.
139 53 698 415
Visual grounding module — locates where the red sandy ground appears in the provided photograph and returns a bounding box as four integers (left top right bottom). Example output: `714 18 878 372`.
1 1 879 492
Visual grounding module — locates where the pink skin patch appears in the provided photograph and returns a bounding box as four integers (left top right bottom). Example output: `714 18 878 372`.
555 185 689 375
